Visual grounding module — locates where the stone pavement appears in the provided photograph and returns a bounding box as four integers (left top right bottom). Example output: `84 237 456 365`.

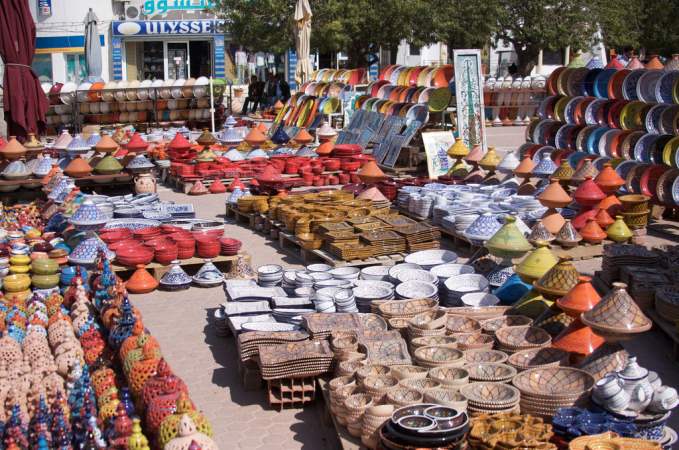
130 126 679 448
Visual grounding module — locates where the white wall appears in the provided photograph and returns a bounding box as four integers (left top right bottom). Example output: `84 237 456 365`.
396 40 448 66
30 0 115 83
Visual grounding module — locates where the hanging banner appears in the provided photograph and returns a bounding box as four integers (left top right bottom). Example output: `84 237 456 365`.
453 49 487 151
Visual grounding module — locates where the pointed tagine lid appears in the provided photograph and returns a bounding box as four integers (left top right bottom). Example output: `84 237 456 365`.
196 128 216 147
571 159 599 183
532 154 557 177
94 155 123 175
485 216 533 259
257 165 282 183
556 219 582 244
510 289 553 319
581 282 651 336
358 160 386 183
497 152 520 173
594 208 614 228
553 318 605 358
95 134 119 154
447 137 469 158
581 217 607 243
188 180 208 195
273 100 285 111
515 241 559 283
126 264 159 294
541 208 566 235
24 133 44 152
607 215 633 243
538 178 572 208
514 156 536 178
479 146 501 171
594 163 625 194
465 143 484 164
605 58 625 70
533 256 580 299
271 127 290 144
196 148 216 162
127 133 149 153
209 178 226 194
574 176 606 206
556 274 600 319
317 122 337 138
169 132 192 151
64 156 92 178
244 127 267 146
316 142 334 156
645 54 664 70
227 176 245 192
552 160 574 182
627 55 644 70
571 207 597 230
528 221 556 244
256 122 268 134
1 137 27 161
357 186 388 202
598 194 622 216
294 128 314 144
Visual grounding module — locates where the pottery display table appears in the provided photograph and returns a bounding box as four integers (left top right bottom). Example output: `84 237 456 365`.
112 252 248 281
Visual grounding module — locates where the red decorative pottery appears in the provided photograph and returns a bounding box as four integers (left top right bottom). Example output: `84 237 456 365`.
538 179 572 208
209 179 226 194
126 264 159 294
580 218 607 244
597 195 622 216
189 180 208 195
1 137 26 160
257 165 282 183
573 176 606 206
134 227 162 240
594 208 614 228
357 161 386 183
594 163 624 194
196 239 220 258
571 207 597 230
227 176 245 192
541 208 566 235
556 276 601 316
127 133 149 153
316 142 334 156
169 133 191 151
552 318 605 361
294 128 313 144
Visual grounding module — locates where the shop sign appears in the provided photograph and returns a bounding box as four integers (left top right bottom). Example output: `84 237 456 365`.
142 0 216 16
112 19 226 36
37 0 52 16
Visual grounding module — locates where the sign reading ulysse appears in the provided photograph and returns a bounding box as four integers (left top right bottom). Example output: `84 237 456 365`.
112 19 226 36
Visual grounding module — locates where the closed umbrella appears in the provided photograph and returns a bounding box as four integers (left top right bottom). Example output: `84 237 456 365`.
0 0 49 137
84 8 102 81
294 0 312 85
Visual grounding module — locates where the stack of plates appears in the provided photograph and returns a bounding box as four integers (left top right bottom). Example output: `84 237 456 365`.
258 264 283 287
512 367 594 418
241 321 299 332
271 308 309 326
395 281 439 301
460 382 521 416
404 249 458 270
294 271 316 289
441 274 490 307
219 237 242 255
314 287 344 313
388 263 422 283
271 296 314 309
394 223 442 252
360 265 391 281
430 264 475 285
237 330 309 362
396 269 439 286
329 267 361 280
258 340 334 380
334 289 358 313
354 282 395 312
282 270 300 294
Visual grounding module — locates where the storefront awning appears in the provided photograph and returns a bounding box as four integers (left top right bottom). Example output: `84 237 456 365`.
35 35 105 54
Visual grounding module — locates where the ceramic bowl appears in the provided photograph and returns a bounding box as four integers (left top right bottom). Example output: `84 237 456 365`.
388 263 422 282
410 336 457 350
430 263 475 280
405 249 458 269
460 382 520 407
495 326 552 350
361 265 392 281
451 332 495 351
445 315 481 334
423 389 468 411
507 347 570 370
427 366 470 387
396 281 438 300
386 388 424 406
479 315 533 334
464 363 517 383
464 349 510 364
512 367 595 400
444 274 490 296
399 379 442 394
389 365 429 381
460 292 500 307
413 345 464 366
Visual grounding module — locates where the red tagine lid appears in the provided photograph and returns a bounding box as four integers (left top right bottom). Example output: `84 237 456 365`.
126 132 149 152
169 132 191 151
209 178 227 193
227 176 246 192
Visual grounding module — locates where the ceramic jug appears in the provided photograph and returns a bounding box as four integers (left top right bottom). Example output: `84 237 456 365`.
134 173 157 194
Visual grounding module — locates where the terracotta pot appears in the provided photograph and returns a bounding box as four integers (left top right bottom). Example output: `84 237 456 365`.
1 137 27 161
556 275 601 316
573 176 605 207
541 209 566 235
571 207 597 230
597 195 622 216
594 208 614 228
580 218 607 244
552 318 605 363
64 156 92 178
594 163 624 194
126 264 159 294
538 179 572 209
514 156 536 178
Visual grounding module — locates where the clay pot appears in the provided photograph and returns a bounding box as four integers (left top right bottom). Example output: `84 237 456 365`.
618 194 650 213
244 128 267 146
127 132 149 153
316 142 334 156
126 264 159 294
169 133 192 151
597 195 622 216
571 208 597 230
541 209 566 235
1 137 27 160
538 179 572 208
594 163 624 194
447 138 469 158
357 161 386 183
580 218 607 244
514 156 535 178
64 156 93 178
594 208 614 228
552 318 605 362
606 215 633 243
557 276 601 316
95 133 119 154
573 177 605 207
294 128 314 145
209 179 226 194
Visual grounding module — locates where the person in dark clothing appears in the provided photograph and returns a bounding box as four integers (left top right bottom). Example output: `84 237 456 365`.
241 75 264 115
278 74 291 103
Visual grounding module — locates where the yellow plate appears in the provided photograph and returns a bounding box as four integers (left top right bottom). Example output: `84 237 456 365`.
663 135 679 167
553 96 570 122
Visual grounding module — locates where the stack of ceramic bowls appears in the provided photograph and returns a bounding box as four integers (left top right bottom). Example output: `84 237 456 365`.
334 289 358 313
257 264 283 287
30 257 60 291
294 271 315 291
314 287 343 313
388 263 422 283
360 265 391 281
354 282 395 312
441 274 490 307
0 255 8 288
307 263 332 273
395 281 439 302
329 267 361 281
395 269 439 287
430 264 475 285
281 270 300 294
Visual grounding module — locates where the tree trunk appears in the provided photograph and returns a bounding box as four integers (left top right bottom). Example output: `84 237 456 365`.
514 45 540 77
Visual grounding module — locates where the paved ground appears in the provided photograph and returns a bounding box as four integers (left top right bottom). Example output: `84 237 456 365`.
130 126 679 449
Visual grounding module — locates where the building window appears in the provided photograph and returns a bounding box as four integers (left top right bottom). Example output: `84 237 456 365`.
409 44 420 56
32 54 53 83
543 50 563 66
66 53 87 83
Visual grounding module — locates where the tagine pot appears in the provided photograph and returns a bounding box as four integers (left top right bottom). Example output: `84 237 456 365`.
581 282 652 341
533 257 580 299
64 156 92 178
597 195 622 216
1 137 27 161
573 176 606 207
484 216 533 259
126 265 159 294
541 208 566 235
515 241 558 283
538 178 572 208
556 275 601 316
594 163 625 194
580 218 607 244
594 208 614 228
552 318 606 363
607 215 633 243
555 220 582 248
134 173 157 194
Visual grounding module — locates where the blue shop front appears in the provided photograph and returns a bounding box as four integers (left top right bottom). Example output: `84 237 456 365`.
111 18 226 81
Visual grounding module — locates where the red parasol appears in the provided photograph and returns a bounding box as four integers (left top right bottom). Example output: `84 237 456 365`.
0 0 49 137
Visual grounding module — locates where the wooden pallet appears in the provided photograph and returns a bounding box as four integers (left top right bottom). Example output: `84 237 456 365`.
112 252 247 281
170 171 342 194
317 378 362 450
646 308 679 361
278 232 404 268
267 377 317 411
225 206 257 228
